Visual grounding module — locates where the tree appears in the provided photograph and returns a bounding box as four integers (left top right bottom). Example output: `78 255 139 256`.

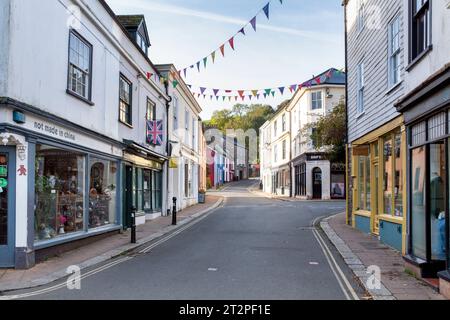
303 100 346 163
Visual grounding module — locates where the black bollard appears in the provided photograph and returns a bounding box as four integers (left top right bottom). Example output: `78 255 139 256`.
172 197 177 225
131 206 137 244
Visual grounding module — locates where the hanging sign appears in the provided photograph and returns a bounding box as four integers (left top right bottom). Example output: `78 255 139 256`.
169 157 179 169
0 165 7 177
0 178 8 188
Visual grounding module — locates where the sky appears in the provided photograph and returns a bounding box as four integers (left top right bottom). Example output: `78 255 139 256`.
106 0 345 120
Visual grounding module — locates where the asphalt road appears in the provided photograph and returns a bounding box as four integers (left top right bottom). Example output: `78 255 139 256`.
6 180 364 300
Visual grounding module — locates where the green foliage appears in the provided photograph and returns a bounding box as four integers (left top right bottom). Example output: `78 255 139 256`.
303 100 346 162
205 104 275 133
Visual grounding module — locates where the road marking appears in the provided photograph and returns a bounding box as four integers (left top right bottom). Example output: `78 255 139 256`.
1 201 226 300
208 268 218 272
312 228 360 301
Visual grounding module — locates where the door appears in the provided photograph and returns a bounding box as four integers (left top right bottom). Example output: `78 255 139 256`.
0 148 15 267
373 163 380 235
312 167 322 199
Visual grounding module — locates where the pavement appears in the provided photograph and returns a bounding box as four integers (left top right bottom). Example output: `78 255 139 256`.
321 212 445 300
2 179 362 300
0 195 223 292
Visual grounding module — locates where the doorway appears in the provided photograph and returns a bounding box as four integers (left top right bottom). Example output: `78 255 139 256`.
312 167 322 199
0 147 15 267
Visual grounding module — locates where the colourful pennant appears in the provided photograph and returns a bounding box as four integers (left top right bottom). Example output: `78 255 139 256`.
229 37 235 50
250 17 257 31
263 3 270 20
220 44 225 57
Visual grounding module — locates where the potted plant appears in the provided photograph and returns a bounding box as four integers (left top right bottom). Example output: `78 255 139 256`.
198 188 206 204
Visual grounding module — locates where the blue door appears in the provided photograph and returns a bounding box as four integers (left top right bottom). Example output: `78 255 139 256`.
0 147 15 267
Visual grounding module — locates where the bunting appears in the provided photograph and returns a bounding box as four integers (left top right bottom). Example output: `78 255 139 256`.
177 0 283 78
186 68 345 102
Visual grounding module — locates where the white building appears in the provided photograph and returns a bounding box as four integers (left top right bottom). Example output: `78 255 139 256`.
259 69 346 199
156 64 203 212
0 0 170 269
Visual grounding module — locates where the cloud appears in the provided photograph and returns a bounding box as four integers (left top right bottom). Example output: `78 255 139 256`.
106 0 341 44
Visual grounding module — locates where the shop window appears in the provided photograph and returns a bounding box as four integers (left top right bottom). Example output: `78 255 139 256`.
89 158 117 228
133 168 162 213
357 155 370 211
383 136 393 215
411 146 426 259
394 132 403 217
35 145 85 241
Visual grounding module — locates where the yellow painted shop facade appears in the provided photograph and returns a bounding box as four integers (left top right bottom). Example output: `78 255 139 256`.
348 116 407 254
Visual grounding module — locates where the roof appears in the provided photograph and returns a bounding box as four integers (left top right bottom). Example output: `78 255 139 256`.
308 68 346 86
116 15 145 29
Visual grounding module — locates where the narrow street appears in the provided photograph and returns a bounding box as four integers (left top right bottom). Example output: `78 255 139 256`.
5 180 363 300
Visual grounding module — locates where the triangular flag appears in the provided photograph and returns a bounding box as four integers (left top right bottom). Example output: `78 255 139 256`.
264 89 271 95
223 96 226 101
211 51 216 63
271 91 275 97
172 80 179 88
225 90 232 93
249 95 252 100
183 68 187 78
241 96 245 101
263 3 270 20
229 37 235 50
220 44 225 57
290 84 298 93
263 93 267 98
250 17 257 31
146 72 153 79
257 94 260 99
229 96 232 102
203 57 208 68
196 61 201 72
235 96 238 101
210 95 213 100
279 87 285 95
216 96 219 101
252 90 258 97
187 84 192 89
238 90 245 97
239 27 246 36
200 87 207 95
315 76 322 85
279 0 283 4
213 89 220 96
203 95 206 99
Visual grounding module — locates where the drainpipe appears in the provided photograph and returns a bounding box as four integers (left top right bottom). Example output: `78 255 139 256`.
164 79 172 216
344 2 350 225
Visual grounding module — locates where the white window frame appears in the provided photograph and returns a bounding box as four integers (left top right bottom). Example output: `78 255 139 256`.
357 0 365 33
388 15 402 88
311 91 323 110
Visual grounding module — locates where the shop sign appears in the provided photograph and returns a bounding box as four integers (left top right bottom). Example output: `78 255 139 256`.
0 165 7 177
307 153 326 161
33 121 76 142
123 153 163 171
0 178 8 188
169 157 179 169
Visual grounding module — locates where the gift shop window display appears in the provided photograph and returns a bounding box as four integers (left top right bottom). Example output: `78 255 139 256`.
34 145 85 241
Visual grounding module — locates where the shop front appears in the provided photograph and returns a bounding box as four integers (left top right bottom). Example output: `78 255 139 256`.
395 66 450 287
292 153 336 200
272 165 290 197
122 144 166 228
349 116 407 253
0 105 123 269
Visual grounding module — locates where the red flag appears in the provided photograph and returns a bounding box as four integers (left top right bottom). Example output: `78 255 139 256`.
146 72 153 79
238 90 245 97
220 44 225 57
229 37 235 50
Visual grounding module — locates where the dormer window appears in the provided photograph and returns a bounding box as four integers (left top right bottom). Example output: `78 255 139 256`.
136 32 148 55
117 15 151 56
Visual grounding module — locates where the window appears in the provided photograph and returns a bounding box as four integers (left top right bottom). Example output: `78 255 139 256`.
89 158 118 228
293 138 297 156
192 117 196 149
146 98 156 121
282 114 286 132
134 168 162 214
311 128 320 148
411 146 426 259
388 16 402 87
274 121 278 137
394 132 403 217
282 140 287 160
173 97 179 131
35 145 85 241
119 75 132 125
357 63 365 114
136 32 148 55
356 153 371 211
185 163 189 198
311 91 323 110
383 135 393 215
410 0 431 62
357 0 365 33
68 31 92 101
274 145 278 162
185 110 189 145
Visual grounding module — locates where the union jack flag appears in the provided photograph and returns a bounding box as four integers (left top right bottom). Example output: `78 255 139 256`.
146 120 164 146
